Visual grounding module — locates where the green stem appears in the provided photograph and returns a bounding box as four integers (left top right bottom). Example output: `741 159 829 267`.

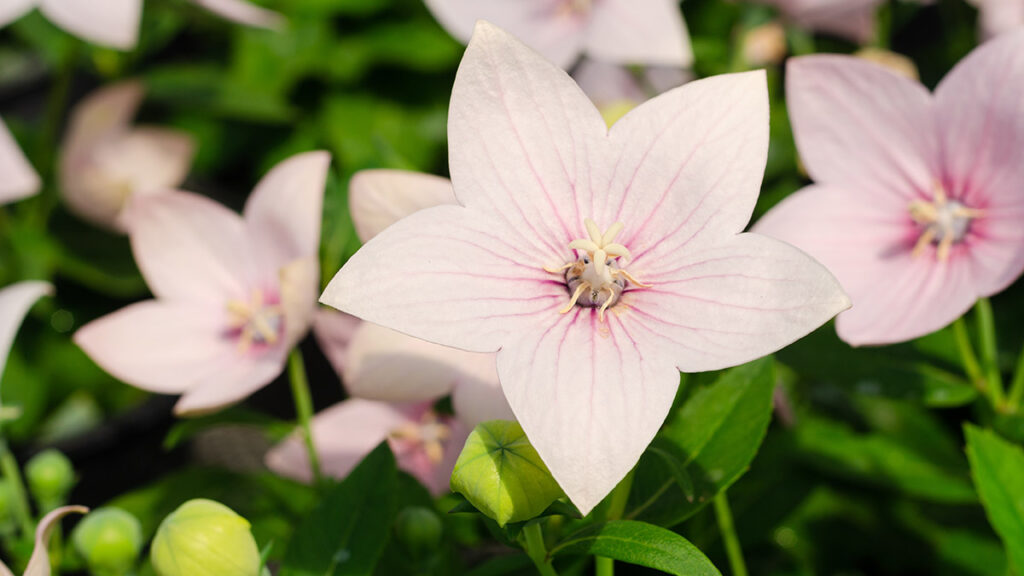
953 318 987 396
595 471 634 576
595 557 613 576
523 522 559 576
714 492 748 576
0 440 34 539
1007 342 1024 412
975 299 1005 407
287 349 323 487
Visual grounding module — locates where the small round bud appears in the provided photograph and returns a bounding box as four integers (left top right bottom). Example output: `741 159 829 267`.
72 507 143 575
25 449 75 508
450 420 563 527
394 506 443 559
151 499 261 576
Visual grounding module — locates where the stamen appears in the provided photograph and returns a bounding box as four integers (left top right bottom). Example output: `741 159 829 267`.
225 290 283 353
560 281 591 314
611 268 651 288
907 184 982 262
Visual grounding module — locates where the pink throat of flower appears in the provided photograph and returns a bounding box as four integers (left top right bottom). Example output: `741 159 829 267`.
390 410 452 465
225 289 284 353
908 184 983 261
545 217 650 322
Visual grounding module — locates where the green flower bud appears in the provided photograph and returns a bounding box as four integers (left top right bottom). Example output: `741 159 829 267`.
25 449 75 508
151 499 261 576
72 507 143 575
394 506 443 559
450 420 563 527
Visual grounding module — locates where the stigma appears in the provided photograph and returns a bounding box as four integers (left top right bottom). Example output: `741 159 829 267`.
391 410 451 464
226 290 283 353
545 218 649 321
908 184 983 261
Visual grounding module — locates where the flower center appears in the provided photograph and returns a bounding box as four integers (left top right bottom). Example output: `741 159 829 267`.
390 410 451 465
545 218 649 321
559 0 592 16
226 290 283 353
908 184 983 261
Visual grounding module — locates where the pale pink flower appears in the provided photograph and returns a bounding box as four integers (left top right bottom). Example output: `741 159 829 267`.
321 23 849 514
60 81 195 233
74 152 330 416
752 0 931 44
0 118 39 205
754 32 1024 346
0 0 141 50
423 0 692 70
967 0 1024 39
191 0 284 29
0 282 52 388
573 58 691 126
267 169 513 493
0 506 88 576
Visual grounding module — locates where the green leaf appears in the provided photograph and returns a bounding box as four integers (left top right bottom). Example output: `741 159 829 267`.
795 417 976 504
550 521 721 576
965 425 1024 575
631 358 775 526
450 420 563 527
281 443 399 576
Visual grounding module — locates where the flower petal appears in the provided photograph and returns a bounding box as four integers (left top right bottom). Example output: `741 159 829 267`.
312 309 362 378
349 169 457 243
127 191 257 304
497 311 681 515
628 232 850 369
191 0 284 29
321 206 566 353
450 362 514 427
786 55 938 206
243 151 330 271
423 2 587 68
603 71 768 266
447 21 608 264
265 399 407 484
341 322 459 402
279 256 319 351
61 81 144 159
0 282 52 387
788 0 880 43
0 0 35 29
24 506 89 576
971 0 1024 38
585 0 692 67
74 301 236 394
934 31 1024 295
40 0 141 49
173 350 285 416
0 118 40 205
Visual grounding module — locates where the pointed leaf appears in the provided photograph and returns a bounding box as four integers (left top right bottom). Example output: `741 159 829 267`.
550 521 721 576
965 425 1024 575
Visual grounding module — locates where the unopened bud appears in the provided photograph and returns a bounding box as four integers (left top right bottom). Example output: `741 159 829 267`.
150 499 261 576
25 449 75 509
394 506 443 559
72 507 143 575
743 22 788 68
450 420 562 527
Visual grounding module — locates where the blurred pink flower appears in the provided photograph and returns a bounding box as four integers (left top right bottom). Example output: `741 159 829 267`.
573 58 691 126
74 152 329 416
423 0 692 70
60 81 195 233
0 118 39 205
0 282 52 389
0 0 141 50
191 0 284 29
267 169 513 494
755 32 1024 346
0 506 87 576
321 23 849 514
968 0 1024 38
753 0 931 44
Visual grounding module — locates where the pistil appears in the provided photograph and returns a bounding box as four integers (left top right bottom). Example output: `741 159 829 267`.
908 184 983 261
391 411 451 464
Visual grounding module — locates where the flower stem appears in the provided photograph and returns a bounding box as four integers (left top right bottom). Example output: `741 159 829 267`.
1007 342 1024 413
287 349 323 487
523 522 559 576
953 318 987 396
714 492 748 576
0 439 34 539
594 471 634 576
975 298 1005 407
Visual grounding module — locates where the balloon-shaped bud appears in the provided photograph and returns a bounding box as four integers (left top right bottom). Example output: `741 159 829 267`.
150 499 261 576
449 420 563 527
72 507 143 576
25 449 75 509
394 506 443 559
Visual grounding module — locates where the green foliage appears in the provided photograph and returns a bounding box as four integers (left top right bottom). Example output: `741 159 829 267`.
550 521 721 576
965 425 1024 575
280 443 398 576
